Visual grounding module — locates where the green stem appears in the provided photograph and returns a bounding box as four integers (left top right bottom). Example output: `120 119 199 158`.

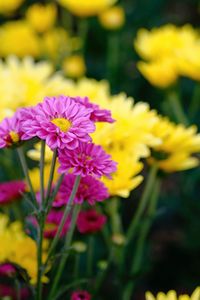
40 141 46 208
87 235 94 277
47 174 65 213
78 18 89 55
126 165 158 245
166 90 189 125
123 178 161 300
45 149 57 207
106 32 120 89
73 253 80 279
17 147 38 208
189 83 200 119
46 175 81 265
48 204 81 300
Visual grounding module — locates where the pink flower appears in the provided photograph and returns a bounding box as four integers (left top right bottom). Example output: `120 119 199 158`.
58 142 117 178
44 209 71 238
74 97 114 123
71 290 91 300
0 284 30 300
0 111 23 148
77 209 107 234
55 174 109 207
20 96 95 150
0 180 26 205
0 263 16 277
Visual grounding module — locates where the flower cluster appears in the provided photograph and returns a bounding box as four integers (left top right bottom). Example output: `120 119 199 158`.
134 24 200 87
146 287 200 300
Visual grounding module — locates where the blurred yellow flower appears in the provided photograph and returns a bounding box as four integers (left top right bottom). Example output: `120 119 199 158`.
0 214 48 285
0 0 24 15
99 5 125 30
27 142 54 163
0 21 41 58
58 0 117 17
148 116 200 172
62 55 86 78
146 287 200 300
26 3 57 33
137 58 178 88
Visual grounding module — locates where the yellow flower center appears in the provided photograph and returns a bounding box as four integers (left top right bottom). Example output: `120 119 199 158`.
9 131 20 143
51 118 71 132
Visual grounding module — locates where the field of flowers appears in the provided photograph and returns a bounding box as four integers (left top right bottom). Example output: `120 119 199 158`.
0 0 200 299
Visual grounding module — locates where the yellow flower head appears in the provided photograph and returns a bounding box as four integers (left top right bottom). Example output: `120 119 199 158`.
137 58 178 88
0 214 48 285
0 21 41 58
148 116 200 172
146 287 200 300
0 0 24 15
26 3 57 33
58 0 117 17
62 55 86 78
99 5 125 30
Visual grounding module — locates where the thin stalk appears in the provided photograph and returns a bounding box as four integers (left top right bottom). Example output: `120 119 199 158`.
106 32 120 89
73 253 80 279
46 174 65 213
48 204 81 300
123 178 161 300
126 165 158 245
40 141 46 208
166 90 189 125
78 18 89 55
17 147 38 208
87 235 94 277
46 175 81 264
189 83 200 119
45 149 57 207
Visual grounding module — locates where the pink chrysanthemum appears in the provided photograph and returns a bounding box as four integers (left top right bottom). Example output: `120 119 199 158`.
0 284 30 300
44 209 71 239
74 96 115 123
0 180 26 205
71 290 91 300
0 264 16 277
0 111 22 148
54 174 109 207
20 96 96 150
77 209 107 234
58 142 117 178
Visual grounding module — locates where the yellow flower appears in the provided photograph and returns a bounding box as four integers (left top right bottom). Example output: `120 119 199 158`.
137 58 178 88
0 0 24 15
58 0 117 17
0 21 41 58
26 3 57 33
27 142 54 163
99 5 125 30
0 214 48 285
62 55 86 78
148 116 200 172
146 287 200 300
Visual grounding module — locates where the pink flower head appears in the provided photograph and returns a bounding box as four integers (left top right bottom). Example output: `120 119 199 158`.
0 111 23 148
55 174 109 207
74 97 115 123
44 209 71 238
58 142 117 178
20 96 95 150
71 290 91 300
0 263 16 277
77 209 107 234
0 284 30 300
0 180 26 205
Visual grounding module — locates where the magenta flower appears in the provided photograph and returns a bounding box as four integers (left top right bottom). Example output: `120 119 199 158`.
55 174 109 207
44 209 71 239
0 111 22 148
71 290 91 300
20 96 96 150
58 142 117 178
0 264 16 277
74 96 115 123
0 180 26 205
77 209 107 234
0 284 30 300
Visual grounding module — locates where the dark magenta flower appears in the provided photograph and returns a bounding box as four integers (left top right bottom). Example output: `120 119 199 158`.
71 290 91 300
77 209 107 234
44 209 71 239
0 180 26 205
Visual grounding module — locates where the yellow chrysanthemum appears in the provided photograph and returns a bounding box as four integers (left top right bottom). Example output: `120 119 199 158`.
58 0 117 17
26 3 57 33
137 58 178 88
0 0 24 15
0 21 41 58
148 116 200 172
99 5 125 30
0 214 48 285
146 287 200 300
62 55 86 78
